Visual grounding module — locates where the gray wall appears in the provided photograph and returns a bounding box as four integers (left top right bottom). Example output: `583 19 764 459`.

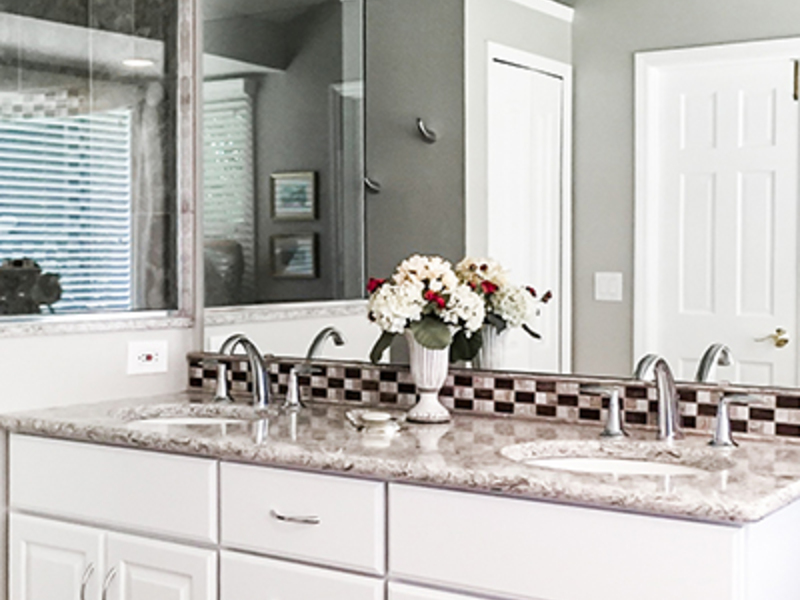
571 0 800 377
255 2 343 302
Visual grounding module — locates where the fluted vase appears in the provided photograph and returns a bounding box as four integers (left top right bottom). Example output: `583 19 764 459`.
405 331 451 424
474 324 507 370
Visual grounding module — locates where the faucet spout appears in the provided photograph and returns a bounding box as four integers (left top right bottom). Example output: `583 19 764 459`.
217 333 271 409
306 326 346 361
634 354 682 442
695 343 733 383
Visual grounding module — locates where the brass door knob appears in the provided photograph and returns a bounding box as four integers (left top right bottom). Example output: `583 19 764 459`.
756 328 790 348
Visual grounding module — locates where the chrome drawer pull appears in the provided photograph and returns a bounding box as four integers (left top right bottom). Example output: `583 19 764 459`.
80 563 95 600
270 509 320 525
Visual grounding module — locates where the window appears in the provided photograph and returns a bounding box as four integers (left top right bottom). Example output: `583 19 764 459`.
0 93 133 314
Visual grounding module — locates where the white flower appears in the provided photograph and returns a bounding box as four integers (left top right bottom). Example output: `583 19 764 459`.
368 279 425 333
455 256 509 288
491 286 538 328
442 284 486 333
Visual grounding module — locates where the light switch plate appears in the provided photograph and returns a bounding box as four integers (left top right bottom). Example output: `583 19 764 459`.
594 272 624 302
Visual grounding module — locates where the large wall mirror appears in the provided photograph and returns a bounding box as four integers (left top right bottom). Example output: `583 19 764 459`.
0 0 192 330
201 0 800 390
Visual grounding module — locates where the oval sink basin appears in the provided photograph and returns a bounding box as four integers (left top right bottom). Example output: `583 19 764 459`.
522 456 707 476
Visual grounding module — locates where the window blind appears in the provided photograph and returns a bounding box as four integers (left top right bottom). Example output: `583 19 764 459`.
0 109 134 313
203 79 256 300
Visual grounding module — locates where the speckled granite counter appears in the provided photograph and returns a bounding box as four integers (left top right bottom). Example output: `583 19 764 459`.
3 392 800 525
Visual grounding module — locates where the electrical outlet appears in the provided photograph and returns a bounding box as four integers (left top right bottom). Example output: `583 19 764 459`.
127 340 169 375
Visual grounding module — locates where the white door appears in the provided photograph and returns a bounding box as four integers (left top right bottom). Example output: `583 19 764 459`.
221 551 384 600
487 47 568 373
9 514 103 600
105 533 216 600
639 53 799 384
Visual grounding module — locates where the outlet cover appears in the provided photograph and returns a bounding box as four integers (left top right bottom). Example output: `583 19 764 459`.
127 340 169 375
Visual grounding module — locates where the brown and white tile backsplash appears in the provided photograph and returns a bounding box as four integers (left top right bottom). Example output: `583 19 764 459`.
187 352 800 440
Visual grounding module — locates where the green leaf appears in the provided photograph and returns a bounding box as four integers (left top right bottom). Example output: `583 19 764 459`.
370 331 397 364
409 315 452 349
450 329 483 362
486 313 508 333
522 324 542 339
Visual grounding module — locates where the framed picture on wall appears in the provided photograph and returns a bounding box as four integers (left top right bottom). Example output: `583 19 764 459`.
271 233 318 278
271 171 317 220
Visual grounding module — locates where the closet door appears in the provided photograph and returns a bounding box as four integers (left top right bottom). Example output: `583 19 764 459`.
10 513 103 600
104 533 216 600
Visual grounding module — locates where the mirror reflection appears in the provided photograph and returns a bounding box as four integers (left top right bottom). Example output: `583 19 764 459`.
0 0 179 316
201 0 800 390
202 0 364 307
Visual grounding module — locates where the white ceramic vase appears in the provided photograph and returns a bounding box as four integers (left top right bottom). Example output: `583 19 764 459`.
405 331 451 424
474 324 507 370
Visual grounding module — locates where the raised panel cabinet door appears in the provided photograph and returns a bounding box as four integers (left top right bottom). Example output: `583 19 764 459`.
104 533 217 600
389 582 483 600
221 551 384 600
9 513 103 600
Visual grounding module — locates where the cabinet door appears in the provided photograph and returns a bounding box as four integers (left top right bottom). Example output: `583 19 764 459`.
221 551 384 600
105 533 216 600
389 582 484 600
9 513 103 600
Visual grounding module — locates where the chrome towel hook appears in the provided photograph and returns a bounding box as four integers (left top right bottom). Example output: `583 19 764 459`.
364 176 382 194
416 118 438 143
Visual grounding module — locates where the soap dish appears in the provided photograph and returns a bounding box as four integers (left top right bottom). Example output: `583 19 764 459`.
346 409 403 435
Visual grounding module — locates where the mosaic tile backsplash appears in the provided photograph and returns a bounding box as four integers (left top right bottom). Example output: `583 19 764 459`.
187 353 800 440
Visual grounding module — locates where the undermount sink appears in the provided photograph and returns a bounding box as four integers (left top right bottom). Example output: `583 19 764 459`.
501 440 734 477
521 456 706 476
116 403 271 433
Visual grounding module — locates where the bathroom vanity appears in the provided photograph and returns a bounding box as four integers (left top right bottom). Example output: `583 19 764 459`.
4 396 800 600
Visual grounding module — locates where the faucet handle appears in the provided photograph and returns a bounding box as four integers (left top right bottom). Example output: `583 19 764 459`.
212 359 235 403
281 368 306 412
709 394 764 448
580 385 627 439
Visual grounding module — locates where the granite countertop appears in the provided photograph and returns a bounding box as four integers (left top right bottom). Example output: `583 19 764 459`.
3 392 800 525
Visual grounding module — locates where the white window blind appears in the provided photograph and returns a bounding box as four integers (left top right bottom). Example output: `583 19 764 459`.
0 104 134 314
203 79 256 300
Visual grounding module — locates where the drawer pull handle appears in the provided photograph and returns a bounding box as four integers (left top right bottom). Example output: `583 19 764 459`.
270 509 320 525
101 567 117 600
80 563 95 600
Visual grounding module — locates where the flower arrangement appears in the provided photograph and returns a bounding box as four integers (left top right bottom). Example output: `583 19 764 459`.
367 254 486 363
455 257 552 339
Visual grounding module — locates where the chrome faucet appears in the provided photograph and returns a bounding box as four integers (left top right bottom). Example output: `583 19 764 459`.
284 326 347 410
214 333 271 409
695 343 734 383
633 354 682 442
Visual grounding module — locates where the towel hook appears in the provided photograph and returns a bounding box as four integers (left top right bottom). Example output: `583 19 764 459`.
416 118 438 144
364 176 382 194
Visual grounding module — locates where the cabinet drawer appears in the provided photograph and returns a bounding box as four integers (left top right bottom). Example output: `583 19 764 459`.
10 435 218 543
389 484 744 600
221 551 384 600
389 582 482 600
220 463 385 574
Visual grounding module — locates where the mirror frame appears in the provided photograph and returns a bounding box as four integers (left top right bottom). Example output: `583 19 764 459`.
0 0 199 339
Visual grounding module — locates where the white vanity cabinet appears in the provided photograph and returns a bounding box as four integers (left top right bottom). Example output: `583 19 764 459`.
10 514 216 600
388 483 800 600
388 582 485 600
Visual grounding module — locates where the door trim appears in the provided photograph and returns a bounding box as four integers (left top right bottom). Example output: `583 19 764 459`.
633 37 800 365
484 42 573 373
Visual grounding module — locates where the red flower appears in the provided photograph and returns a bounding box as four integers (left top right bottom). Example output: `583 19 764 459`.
480 281 499 295
541 290 553 303
424 290 446 309
367 278 386 294
526 286 537 297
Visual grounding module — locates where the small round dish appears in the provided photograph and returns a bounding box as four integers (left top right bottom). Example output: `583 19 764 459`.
360 411 393 427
